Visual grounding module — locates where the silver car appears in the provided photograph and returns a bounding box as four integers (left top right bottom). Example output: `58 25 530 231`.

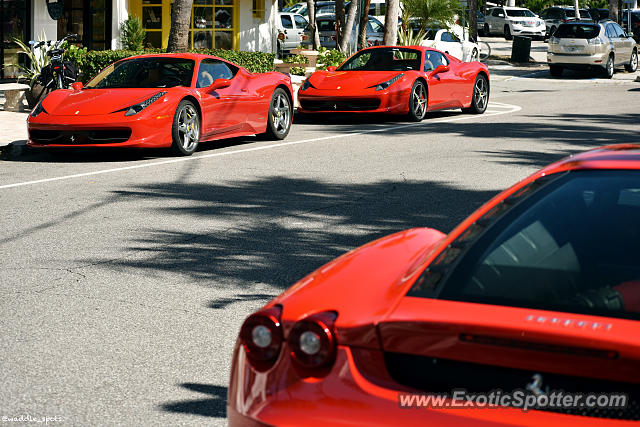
547 21 638 78
277 13 311 54
316 15 383 49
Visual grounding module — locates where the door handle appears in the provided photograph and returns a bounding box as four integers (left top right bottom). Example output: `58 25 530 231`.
241 88 248 92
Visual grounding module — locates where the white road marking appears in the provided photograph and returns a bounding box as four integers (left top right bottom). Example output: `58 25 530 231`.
0 102 521 191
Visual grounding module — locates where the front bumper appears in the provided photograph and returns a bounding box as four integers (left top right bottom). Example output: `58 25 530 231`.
297 87 410 115
511 24 545 37
27 111 173 148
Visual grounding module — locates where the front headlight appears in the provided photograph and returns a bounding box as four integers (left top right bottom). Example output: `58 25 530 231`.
300 78 315 91
119 91 167 116
372 73 404 91
31 95 49 117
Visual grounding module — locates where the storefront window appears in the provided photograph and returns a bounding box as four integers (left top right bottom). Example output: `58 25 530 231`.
1 0 28 80
142 0 163 48
57 0 111 50
190 0 235 49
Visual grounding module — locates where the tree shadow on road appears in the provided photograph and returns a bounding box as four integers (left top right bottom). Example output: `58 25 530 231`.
161 383 227 418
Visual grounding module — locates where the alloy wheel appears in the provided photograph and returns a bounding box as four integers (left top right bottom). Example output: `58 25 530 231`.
178 104 199 152
271 92 291 136
412 84 427 119
474 77 488 111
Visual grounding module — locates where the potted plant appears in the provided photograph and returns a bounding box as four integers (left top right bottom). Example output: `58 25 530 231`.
10 33 53 109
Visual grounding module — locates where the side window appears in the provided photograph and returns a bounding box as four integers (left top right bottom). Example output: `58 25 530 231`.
293 15 308 29
368 17 384 32
281 15 293 29
424 51 448 71
196 59 237 88
606 24 616 38
539 10 548 19
492 8 501 17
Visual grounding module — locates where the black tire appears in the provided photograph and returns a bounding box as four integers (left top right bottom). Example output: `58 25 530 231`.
170 100 200 156
504 25 512 40
602 54 614 79
462 74 489 114
470 48 479 62
549 65 563 77
407 80 428 122
260 87 292 140
484 23 490 36
625 49 638 73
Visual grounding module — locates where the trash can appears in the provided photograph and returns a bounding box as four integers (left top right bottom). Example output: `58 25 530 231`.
511 35 531 63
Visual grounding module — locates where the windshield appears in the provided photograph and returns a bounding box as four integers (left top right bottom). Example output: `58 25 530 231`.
338 47 422 71
554 23 600 39
411 170 640 321
86 57 195 89
506 9 536 17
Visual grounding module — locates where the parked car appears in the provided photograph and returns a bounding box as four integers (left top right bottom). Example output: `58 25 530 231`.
589 7 609 22
27 54 294 155
228 144 640 426
539 7 593 38
622 9 640 42
277 12 310 55
484 6 546 40
298 46 490 120
285 1 350 18
547 21 638 78
477 10 486 35
316 15 383 49
421 26 481 62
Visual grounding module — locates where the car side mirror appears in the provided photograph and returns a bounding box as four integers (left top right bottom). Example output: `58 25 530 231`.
429 64 450 76
327 66 336 72
209 78 231 91
72 81 83 91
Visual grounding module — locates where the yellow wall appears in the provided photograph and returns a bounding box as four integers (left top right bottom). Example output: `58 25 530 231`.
130 0 239 50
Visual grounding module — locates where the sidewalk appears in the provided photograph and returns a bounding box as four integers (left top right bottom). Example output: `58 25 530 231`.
0 111 29 148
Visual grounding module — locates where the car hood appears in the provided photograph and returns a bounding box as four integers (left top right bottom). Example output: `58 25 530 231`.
43 88 170 116
308 70 407 90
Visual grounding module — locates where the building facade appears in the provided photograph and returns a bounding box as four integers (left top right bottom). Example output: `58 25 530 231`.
2 0 277 80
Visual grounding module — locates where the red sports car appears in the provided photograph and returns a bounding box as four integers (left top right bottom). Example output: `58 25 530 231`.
297 45 489 121
27 53 294 155
229 144 640 426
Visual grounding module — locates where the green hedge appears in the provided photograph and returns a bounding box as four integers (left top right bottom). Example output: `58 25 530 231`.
65 45 276 83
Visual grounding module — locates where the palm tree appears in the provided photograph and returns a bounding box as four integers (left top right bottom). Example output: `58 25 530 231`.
358 0 372 50
307 0 321 48
402 0 461 29
609 0 618 23
167 0 194 52
383 0 400 45
468 0 478 41
335 0 346 48
339 0 358 52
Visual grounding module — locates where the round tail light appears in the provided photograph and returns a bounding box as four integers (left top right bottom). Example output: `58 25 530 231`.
240 305 283 371
288 311 337 375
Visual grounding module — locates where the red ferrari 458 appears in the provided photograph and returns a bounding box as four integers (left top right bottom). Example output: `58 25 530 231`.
229 144 640 426
297 45 489 120
27 53 294 155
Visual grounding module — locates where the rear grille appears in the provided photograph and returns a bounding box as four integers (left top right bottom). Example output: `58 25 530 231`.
300 98 381 111
385 351 640 420
30 129 132 145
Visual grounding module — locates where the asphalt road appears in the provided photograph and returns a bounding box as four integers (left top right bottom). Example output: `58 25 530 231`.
1 70 639 425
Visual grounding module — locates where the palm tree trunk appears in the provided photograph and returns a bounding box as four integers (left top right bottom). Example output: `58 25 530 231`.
609 0 618 23
469 0 477 42
307 0 321 49
167 0 193 52
335 0 346 50
358 0 371 50
339 0 358 52
383 0 400 46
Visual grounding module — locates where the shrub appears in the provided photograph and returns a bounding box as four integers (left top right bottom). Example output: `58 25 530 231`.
120 15 146 51
316 47 347 70
66 48 276 83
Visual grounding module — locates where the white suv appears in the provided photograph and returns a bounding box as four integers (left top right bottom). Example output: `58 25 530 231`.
484 7 546 40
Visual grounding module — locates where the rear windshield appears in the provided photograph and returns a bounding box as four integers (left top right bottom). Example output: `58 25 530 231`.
506 9 535 17
554 23 600 38
410 170 640 321
565 9 591 18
